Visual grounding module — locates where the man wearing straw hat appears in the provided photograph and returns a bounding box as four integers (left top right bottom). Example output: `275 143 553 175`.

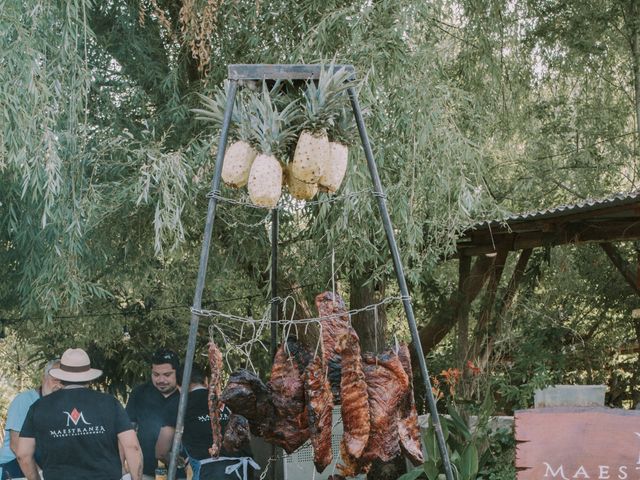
15 348 143 480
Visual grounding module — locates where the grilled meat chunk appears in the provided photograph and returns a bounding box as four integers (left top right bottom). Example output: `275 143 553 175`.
397 343 424 465
315 291 352 403
220 369 274 437
335 329 369 460
304 355 334 472
265 337 311 453
360 349 410 463
207 341 224 457
222 414 251 455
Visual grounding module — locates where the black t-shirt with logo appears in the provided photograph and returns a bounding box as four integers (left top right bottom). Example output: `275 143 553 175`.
162 388 252 459
20 387 132 480
126 382 184 477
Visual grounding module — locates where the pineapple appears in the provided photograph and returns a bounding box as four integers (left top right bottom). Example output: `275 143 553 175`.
247 83 298 208
319 107 355 193
285 163 318 200
194 84 257 188
290 63 353 185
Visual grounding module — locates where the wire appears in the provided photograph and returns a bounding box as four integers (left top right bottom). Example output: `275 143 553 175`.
192 295 406 326
0 282 323 324
207 189 373 210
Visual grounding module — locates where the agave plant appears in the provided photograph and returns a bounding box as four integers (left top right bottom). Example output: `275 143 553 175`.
246 82 298 208
194 83 257 188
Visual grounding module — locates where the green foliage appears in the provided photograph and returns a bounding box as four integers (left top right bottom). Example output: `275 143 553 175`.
193 83 255 143
478 427 516 480
399 402 490 480
249 82 299 158
3 0 639 414
300 62 354 133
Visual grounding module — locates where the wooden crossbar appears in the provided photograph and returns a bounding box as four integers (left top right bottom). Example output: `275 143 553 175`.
228 63 355 80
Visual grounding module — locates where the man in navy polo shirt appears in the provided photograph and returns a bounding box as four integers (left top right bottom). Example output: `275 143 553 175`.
126 349 185 480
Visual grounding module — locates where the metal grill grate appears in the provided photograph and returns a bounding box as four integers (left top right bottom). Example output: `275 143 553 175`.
285 433 343 465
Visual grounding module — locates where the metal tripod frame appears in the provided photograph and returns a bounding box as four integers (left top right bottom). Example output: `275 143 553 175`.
167 64 454 480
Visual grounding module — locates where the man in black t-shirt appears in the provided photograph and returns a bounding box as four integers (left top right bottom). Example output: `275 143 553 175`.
16 348 142 480
126 349 185 479
155 366 257 480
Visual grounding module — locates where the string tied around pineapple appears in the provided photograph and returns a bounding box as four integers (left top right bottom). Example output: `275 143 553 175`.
206 188 381 211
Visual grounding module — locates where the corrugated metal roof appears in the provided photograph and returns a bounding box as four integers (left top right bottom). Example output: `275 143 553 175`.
466 189 640 232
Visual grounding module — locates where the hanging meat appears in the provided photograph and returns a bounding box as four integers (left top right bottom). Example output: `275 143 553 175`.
220 369 274 437
359 349 410 464
397 343 425 465
222 414 251 455
207 340 224 457
265 336 311 453
304 355 334 473
335 329 370 461
315 291 352 403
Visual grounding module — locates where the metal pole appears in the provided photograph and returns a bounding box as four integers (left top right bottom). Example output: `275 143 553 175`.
347 86 455 480
270 208 279 358
168 80 239 480
269 207 279 480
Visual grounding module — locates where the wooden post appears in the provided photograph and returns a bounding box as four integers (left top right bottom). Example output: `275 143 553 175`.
418 255 495 354
456 255 472 369
498 248 533 318
469 249 508 362
599 242 640 295
478 248 533 368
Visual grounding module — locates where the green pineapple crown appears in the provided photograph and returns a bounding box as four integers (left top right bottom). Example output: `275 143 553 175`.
193 81 253 142
249 82 298 159
302 61 354 133
328 107 357 146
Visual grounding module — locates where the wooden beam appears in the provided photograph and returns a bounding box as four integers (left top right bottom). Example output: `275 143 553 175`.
456 255 472 368
599 242 640 295
419 255 494 355
462 201 640 239
476 248 534 369
458 221 640 256
228 64 355 80
499 248 533 317
469 248 509 361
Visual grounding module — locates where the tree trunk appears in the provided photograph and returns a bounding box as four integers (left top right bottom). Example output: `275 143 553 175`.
350 271 387 354
418 255 495 355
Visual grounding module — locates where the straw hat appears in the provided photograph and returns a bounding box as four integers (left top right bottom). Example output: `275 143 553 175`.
49 348 103 382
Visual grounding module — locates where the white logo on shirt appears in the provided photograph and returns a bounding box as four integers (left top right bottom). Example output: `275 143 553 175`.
63 408 92 427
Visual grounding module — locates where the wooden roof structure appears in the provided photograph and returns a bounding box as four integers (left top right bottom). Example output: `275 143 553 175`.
457 190 640 256
419 190 640 361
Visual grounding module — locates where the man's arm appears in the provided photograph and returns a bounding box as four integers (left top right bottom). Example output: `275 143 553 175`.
9 430 20 456
118 429 143 480
155 425 175 466
15 437 39 480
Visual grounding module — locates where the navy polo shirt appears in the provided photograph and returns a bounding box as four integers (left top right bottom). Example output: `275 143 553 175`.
126 382 185 477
